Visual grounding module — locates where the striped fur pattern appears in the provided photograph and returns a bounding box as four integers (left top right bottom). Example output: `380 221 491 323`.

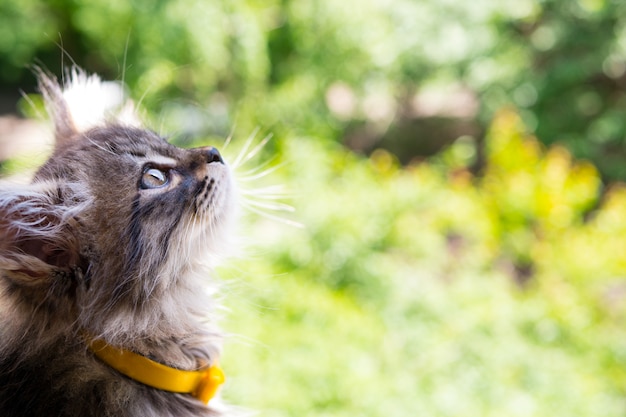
0 69 236 416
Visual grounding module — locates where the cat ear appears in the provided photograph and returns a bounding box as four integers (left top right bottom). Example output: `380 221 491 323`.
37 67 142 146
37 68 78 145
0 183 83 286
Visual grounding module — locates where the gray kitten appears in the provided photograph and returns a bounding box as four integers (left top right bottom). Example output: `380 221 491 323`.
0 69 236 416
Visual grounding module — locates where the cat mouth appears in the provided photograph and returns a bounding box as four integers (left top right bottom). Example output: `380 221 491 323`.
191 164 233 221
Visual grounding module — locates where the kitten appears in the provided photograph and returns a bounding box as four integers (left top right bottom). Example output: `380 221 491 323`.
0 68 236 416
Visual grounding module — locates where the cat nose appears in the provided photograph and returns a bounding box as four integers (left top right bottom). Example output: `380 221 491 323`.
200 147 224 164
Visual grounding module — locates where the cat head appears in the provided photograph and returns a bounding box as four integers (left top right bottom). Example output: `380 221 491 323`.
0 68 236 339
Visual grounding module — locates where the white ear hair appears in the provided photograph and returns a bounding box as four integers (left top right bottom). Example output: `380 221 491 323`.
60 68 142 132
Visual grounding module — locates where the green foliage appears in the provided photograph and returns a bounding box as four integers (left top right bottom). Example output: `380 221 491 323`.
502 0 626 180
4 0 626 179
220 110 626 416
4 1 626 415
0 1 56 81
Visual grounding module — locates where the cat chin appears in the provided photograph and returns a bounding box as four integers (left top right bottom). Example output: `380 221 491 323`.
189 168 238 257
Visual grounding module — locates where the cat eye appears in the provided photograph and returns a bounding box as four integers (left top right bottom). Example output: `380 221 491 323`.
141 167 169 189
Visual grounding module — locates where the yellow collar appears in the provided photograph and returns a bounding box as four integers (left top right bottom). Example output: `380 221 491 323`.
87 338 225 404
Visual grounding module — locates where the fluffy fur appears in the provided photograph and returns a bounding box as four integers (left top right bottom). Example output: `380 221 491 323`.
0 69 236 416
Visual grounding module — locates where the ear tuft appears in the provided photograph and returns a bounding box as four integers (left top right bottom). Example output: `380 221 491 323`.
37 68 77 145
37 66 142 146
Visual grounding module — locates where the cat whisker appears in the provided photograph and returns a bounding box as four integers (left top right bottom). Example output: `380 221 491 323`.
240 199 295 213
240 204 303 228
239 193 292 202
234 156 279 178
226 129 300 228
19 89 47 122
238 184 290 196
237 133 273 168
222 122 237 151
230 127 260 169
134 84 153 118
119 30 131 105
236 162 288 182
87 138 117 156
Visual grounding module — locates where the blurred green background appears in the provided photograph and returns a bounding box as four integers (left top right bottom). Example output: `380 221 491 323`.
1 0 626 415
